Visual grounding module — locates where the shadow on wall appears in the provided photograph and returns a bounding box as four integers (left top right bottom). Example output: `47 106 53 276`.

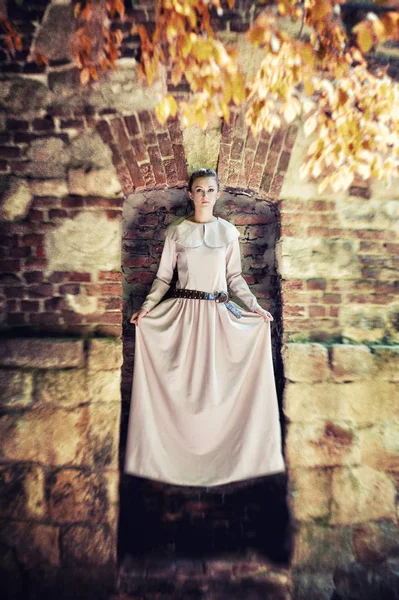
117 187 290 565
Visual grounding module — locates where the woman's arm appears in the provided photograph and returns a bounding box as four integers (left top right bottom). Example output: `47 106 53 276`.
226 238 273 321
140 235 177 312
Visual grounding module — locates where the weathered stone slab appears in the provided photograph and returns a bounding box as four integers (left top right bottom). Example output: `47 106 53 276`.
45 212 121 275
0 176 33 221
88 339 123 372
353 521 399 564
26 136 70 178
35 369 88 408
47 468 107 523
289 467 331 521
88 370 121 403
0 521 59 567
0 77 52 115
283 343 329 383
28 178 68 197
331 344 374 382
87 402 121 469
330 466 397 525
372 346 399 382
277 237 361 279
292 571 334 600
30 0 75 62
62 524 115 566
0 407 89 466
0 464 45 519
340 305 392 343
286 421 360 467
0 339 84 368
359 422 399 472
68 168 122 196
292 523 353 570
0 369 33 408
285 381 398 425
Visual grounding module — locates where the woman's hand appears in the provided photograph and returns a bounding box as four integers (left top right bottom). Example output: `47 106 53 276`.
130 308 149 326
253 307 273 322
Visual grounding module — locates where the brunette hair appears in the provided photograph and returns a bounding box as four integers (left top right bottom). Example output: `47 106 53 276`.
188 168 220 192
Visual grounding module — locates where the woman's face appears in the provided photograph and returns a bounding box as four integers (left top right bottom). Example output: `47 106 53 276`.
189 176 220 211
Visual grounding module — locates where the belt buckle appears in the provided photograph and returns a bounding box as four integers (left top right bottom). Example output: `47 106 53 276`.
215 291 228 304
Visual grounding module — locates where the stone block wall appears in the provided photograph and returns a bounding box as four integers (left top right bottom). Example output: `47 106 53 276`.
283 342 399 598
0 337 122 599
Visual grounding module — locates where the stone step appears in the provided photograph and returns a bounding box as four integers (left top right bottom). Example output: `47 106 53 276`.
113 554 293 599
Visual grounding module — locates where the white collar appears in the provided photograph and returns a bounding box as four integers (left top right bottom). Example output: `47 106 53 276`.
167 217 240 248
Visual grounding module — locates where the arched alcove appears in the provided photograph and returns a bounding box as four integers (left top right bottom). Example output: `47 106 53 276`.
118 182 290 568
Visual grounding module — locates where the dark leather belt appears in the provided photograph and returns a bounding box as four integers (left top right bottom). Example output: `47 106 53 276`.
171 288 242 318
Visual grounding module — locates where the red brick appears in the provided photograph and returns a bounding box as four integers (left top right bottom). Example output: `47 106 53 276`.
308 227 331 237
283 305 306 317
0 146 24 159
157 133 173 158
140 163 156 188
111 118 131 151
0 235 19 247
48 271 67 283
264 150 280 175
4 287 25 298
49 209 68 219
25 258 47 270
116 164 134 195
322 293 341 304
0 160 8 172
306 278 327 291
68 272 91 282
23 271 44 284
131 137 148 162
282 280 304 291
96 120 114 144
32 117 54 131
139 111 154 134
123 256 154 267
110 143 124 168
277 150 291 173
221 118 233 143
148 145 166 185
168 116 183 145
6 118 29 130
233 214 273 225
254 141 269 165
227 160 240 187
309 305 326 317
231 137 245 161
62 197 84 208
260 173 272 194
269 173 284 197
384 243 399 255
0 259 21 272
28 284 54 297
99 297 123 310
85 198 123 209
100 283 122 295
125 149 145 188
21 300 40 312
329 306 339 317
60 119 84 129
30 313 61 327
98 271 122 281
248 164 264 190
9 246 30 258
125 115 140 137
238 149 254 188
125 271 154 283
163 159 178 186
172 144 187 182
137 213 158 226
58 283 80 295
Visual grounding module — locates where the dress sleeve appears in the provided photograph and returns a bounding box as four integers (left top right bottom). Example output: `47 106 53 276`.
225 238 262 312
140 235 177 312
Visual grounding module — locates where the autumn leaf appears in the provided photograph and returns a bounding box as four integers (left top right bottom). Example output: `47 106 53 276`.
354 22 374 53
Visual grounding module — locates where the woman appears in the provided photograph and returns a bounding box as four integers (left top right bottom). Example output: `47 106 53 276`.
125 168 285 487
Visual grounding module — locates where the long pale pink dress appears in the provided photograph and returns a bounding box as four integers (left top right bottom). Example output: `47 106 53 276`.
124 217 285 486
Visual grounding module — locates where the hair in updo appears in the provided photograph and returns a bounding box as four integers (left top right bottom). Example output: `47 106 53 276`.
188 168 220 192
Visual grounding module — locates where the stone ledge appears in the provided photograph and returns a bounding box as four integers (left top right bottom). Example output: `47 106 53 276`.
0 338 84 368
88 339 123 372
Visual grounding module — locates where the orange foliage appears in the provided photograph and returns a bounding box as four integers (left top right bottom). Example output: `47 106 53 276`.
73 0 125 84
0 17 22 55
